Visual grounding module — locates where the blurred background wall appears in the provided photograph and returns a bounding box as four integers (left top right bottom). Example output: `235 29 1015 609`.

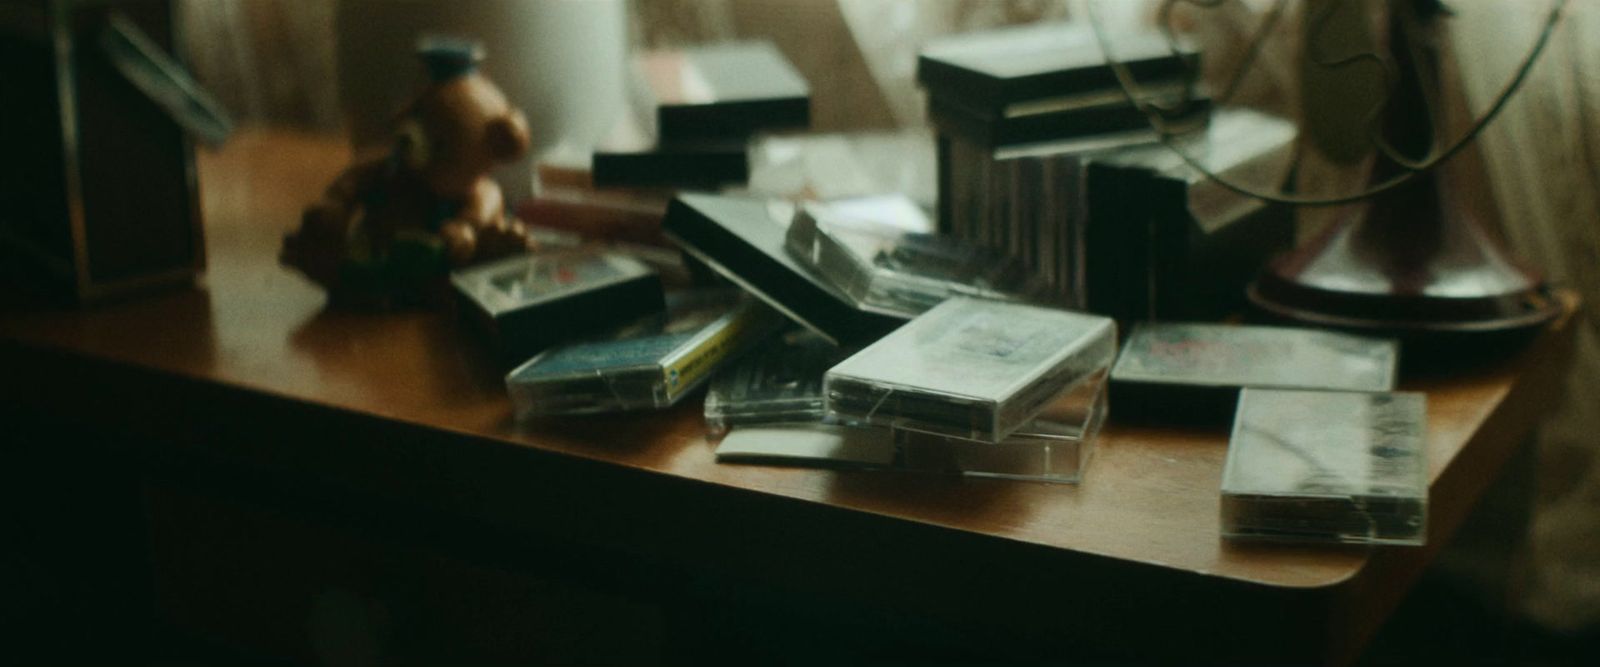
178 0 340 132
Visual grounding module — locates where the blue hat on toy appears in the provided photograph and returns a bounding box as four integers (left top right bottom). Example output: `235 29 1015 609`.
416 35 484 83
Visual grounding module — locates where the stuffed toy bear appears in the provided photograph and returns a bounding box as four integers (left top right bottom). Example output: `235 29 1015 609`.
282 38 535 305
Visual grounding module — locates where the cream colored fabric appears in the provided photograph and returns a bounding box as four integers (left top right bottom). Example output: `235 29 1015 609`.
1449 0 1600 633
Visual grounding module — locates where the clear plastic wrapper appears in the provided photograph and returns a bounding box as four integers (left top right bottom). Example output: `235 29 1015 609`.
785 199 1054 318
825 297 1116 443
506 293 781 417
1220 389 1428 546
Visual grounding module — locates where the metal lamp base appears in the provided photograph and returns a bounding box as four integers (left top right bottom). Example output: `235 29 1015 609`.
1245 173 1562 337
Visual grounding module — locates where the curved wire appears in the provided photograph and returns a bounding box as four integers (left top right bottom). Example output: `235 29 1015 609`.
1087 0 1571 207
1217 0 1290 105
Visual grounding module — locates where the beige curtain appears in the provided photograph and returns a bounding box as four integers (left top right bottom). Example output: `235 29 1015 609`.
178 0 340 132
1448 0 1600 632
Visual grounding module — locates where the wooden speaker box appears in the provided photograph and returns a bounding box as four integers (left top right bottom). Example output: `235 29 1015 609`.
0 0 208 302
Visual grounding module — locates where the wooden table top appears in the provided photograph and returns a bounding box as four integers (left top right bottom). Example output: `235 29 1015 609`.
0 130 1577 662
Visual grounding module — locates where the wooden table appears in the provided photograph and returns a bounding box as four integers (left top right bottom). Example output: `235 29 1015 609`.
0 131 1577 665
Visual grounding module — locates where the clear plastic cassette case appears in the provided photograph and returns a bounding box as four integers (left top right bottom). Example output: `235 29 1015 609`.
1221 388 1428 546
506 293 780 417
662 193 902 346
785 200 1054 318
825 297 1116 443
1113 323 1399 392
703 329 848 433
452 247 666 364
896 373 1108 484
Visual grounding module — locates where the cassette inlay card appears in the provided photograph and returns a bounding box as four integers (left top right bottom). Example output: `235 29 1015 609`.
713 424 895 468
507 293 781 417
1221 389 1428 546
825 297 1116 443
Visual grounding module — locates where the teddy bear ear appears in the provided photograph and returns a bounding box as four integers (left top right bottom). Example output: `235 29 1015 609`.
485 110 531 161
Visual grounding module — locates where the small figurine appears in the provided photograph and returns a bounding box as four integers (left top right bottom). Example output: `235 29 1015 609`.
282 37 535 305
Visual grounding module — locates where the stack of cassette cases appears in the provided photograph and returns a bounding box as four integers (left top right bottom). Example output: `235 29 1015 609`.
506 291 781 417
824 297 1116 443
1110 323 1398 423
633 40 809 144
1221 389 1428 546
1078 109 1296 321
917 23 1202 148
591 136 749 190
939 129 1154 306
662 193 902 345
928 81 1211 149
594 40 810 189
784 200 1055 318
452 247 664 365
896 372 1107 484
703 329 848 433
938 108 1294 318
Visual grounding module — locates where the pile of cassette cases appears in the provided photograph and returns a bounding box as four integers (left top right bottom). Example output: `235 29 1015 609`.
705 306 1113 484
658 190 1117 482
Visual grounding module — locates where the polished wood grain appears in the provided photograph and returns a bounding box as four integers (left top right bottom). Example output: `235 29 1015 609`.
0 130 1577 664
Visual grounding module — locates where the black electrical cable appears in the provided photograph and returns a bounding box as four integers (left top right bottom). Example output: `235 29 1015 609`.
1087 0 1570 207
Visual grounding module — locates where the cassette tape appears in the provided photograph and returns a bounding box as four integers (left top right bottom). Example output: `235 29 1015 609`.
453 247 664 365
825 297 1116 442
703 329 847 433
1221 388 1427 545
507 292 781 416
785 200 1053 318
1111 323 1398 423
